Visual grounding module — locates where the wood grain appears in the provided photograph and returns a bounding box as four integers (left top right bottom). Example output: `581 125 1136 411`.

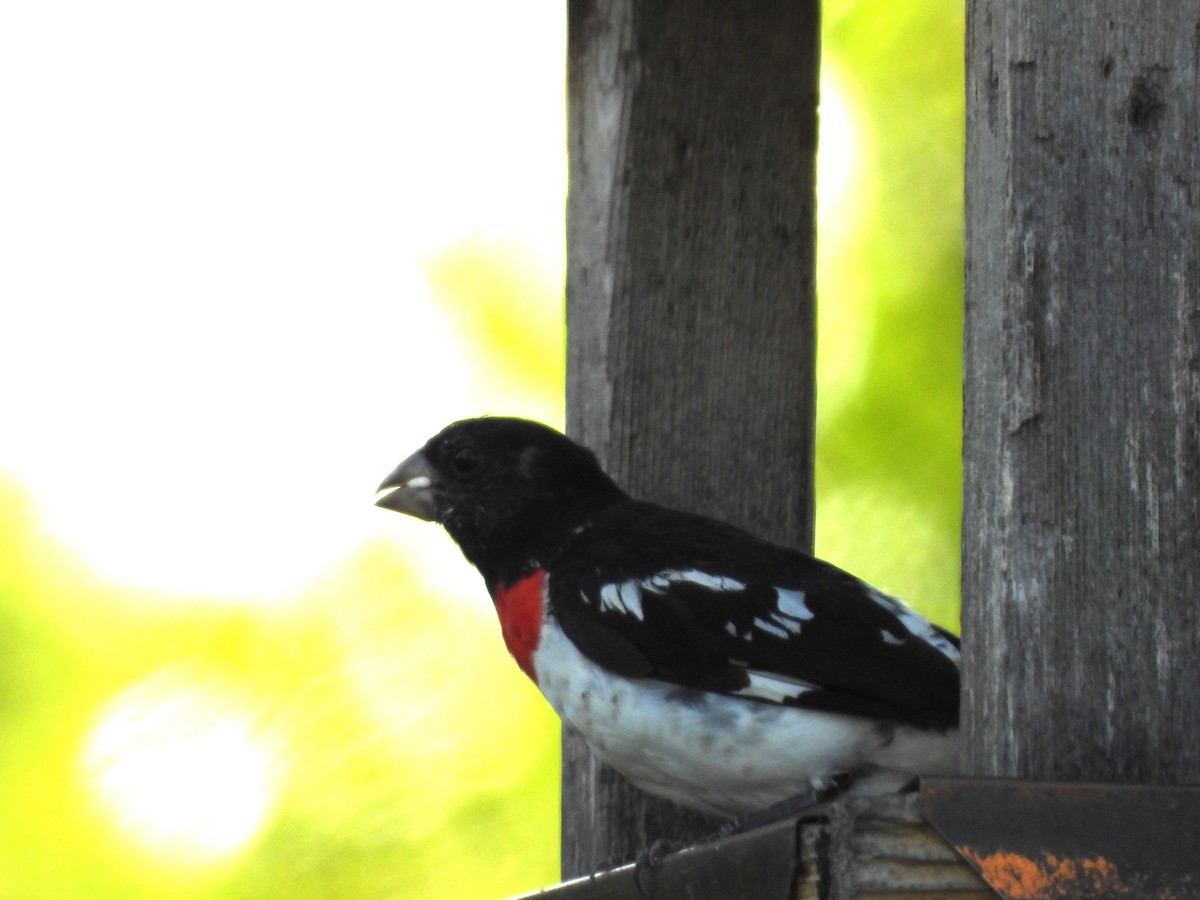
564 0 820 877
963 0 1200 781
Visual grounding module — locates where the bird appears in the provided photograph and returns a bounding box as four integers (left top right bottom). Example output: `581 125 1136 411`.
375 416 960 821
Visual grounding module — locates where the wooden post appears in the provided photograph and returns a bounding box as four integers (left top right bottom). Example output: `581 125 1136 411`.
564 0 820 877
963 2 1200 781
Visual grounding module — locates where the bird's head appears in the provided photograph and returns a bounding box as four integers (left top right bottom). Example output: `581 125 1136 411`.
375 417 626 574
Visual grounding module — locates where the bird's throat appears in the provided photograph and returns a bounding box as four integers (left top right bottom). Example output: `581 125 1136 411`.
491 569 545 684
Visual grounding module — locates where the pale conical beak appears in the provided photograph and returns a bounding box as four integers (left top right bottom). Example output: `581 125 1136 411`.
375 450 440 521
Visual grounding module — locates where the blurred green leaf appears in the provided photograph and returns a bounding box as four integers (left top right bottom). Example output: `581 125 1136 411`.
424 239 565 422
0 477 558 899
1 5 965 898
816 0 964 630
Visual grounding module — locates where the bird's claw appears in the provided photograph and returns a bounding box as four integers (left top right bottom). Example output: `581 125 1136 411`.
633 838 684 898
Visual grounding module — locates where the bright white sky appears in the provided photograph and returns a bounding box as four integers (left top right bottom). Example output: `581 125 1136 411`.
0 2 567 599
0 2 861 603
0 5 873 883
2 3 865 871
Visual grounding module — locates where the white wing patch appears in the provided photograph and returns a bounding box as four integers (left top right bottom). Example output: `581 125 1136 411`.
597 580 645 621
775 588 813 621
752 587 814 637
867 588 960 661
643 569 748 593
752 616 789 639
734 670 817 705
743 588 815 641
595 569 748 622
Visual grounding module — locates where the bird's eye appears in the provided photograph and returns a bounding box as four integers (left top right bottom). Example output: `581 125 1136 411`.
450 448 483 478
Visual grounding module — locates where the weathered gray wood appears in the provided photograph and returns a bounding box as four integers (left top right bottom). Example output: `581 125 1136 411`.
564 0 820 878
963 2 1200 781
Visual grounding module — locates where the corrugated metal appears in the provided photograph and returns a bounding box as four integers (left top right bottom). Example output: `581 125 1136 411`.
799 793 992 899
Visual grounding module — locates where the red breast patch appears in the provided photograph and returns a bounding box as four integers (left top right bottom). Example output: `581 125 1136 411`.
492 569 545 684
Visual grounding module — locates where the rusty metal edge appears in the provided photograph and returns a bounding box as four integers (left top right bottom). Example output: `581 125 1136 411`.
920 776 1200 899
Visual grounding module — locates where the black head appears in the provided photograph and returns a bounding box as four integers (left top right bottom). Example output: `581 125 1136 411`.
376 417 626 578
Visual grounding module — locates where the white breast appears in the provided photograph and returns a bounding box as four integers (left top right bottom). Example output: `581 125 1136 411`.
531 619 958 818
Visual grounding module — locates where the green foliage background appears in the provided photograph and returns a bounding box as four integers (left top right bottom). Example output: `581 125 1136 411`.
814 1 964 630
0 3 962 898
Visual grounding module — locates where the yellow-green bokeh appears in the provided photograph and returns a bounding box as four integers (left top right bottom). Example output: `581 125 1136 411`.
816 0 964 632
0 3 964 898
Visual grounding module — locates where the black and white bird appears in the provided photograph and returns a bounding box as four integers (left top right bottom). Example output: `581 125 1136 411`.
376 416 960 819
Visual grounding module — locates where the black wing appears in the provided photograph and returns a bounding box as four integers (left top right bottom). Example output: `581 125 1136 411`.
545 501 960 730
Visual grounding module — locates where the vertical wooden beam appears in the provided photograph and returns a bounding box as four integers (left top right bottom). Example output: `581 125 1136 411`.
963 2 1200 781
564 0 820 877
